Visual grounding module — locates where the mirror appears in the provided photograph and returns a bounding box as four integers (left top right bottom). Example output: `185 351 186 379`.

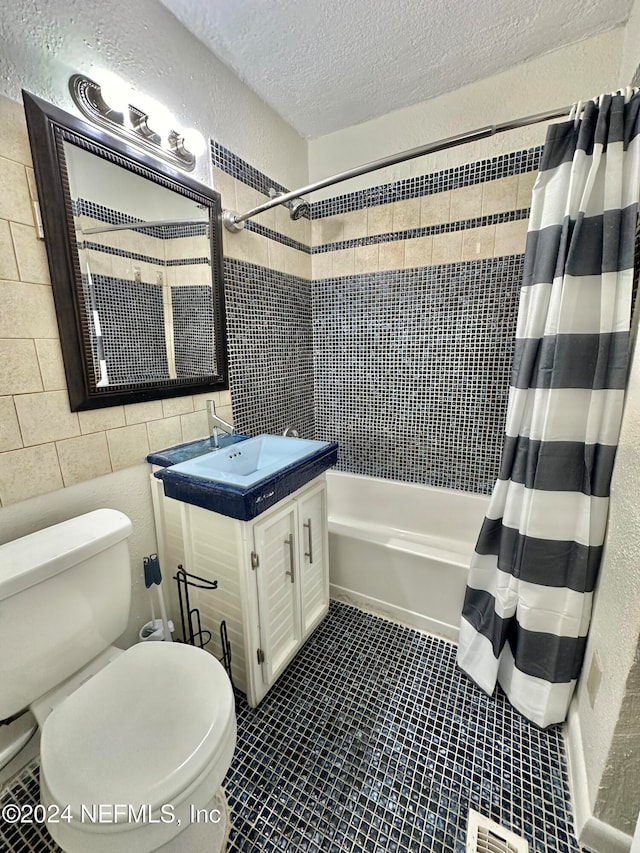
23 91 228 411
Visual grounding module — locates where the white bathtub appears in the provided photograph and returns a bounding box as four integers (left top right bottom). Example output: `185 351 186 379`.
326 470 490 641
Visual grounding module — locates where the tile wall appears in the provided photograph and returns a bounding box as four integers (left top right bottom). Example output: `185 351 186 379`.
0 95 232 508
311 149 541 493
212 142 315 439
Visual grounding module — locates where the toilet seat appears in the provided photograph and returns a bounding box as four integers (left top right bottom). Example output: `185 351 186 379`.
40 642 235 826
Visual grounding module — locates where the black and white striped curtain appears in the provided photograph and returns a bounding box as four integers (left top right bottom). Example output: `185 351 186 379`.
457 92 640 729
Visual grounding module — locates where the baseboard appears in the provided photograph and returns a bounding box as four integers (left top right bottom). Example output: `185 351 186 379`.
565 698 632 853
330 584 459 642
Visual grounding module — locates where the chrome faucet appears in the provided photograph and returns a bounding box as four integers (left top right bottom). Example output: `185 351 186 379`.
207 399 235 448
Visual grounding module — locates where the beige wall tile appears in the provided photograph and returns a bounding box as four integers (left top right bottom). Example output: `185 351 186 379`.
420 191 450 227
267 236 286 273
341 210 368 241
0 157 32 225
450 184 483 222
212 168 237 210
312 251 333 280
78 406 126 434
252 193 277 232
367 204 393 236
0 396 22 451
275 205 295 240
391 198 421 232
10 222 50 284
284 245 309 280
250 232 270 269
192 390 230 411
56 432 112 486
215 404 234 425
35 339 67 391
0 282 57 338
378 241 405 271
124 400 164 425
461 225 496 261
14 389 80 446
482 176 519 215
235 182 258 219
0 219 18 280
147 416 183 452
162 396 194 418
0 96 32 166
404 235 433 269
333 248 355 277
431 230 462 265
517 170 538 209
180 409 209 442
0 339 43 394
313 216 343 246
0 443 63 505
353 243 379 274
494 219 529 257
106 423 150 471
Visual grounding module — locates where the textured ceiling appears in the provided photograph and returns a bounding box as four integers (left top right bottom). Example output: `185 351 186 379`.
158 0 633 139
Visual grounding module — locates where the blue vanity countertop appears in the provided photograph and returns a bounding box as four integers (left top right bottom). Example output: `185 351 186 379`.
152 436 338 521
147 432 247 467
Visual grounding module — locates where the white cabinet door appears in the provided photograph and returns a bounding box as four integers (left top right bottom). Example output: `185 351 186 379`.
253 503 301 687
297 481 329 635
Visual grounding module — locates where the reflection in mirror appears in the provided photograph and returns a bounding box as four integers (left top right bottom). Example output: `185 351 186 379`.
65 143 217 388
23 91 227 411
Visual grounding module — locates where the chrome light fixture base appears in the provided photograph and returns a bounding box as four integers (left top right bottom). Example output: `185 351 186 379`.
68 74 196 172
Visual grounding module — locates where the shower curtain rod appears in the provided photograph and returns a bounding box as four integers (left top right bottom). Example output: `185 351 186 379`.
222 104 571 231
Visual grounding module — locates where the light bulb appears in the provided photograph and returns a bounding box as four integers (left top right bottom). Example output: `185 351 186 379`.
99 74 132 122
144 100 177 144
180 127 206 156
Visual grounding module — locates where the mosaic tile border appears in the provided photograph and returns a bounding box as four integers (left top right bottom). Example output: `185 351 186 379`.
313 208 530 253
245 220 311 254
211 140 310 219
311 146 543 220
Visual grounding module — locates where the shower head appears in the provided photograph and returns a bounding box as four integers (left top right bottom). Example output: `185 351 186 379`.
286 196 310 220
269 187 310 221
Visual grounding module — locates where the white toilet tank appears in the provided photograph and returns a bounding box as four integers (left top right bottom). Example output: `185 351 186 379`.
0 509 133 720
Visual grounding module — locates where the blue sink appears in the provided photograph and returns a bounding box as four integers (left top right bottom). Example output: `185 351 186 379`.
154 434 338 521
146 432 246 467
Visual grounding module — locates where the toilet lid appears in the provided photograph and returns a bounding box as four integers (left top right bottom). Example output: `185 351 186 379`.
40 643 234 817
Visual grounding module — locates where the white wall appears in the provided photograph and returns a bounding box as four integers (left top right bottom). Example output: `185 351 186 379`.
308 29 624 198
0 0 308 190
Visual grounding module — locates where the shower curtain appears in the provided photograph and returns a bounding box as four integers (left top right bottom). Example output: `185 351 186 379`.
457 92 640 729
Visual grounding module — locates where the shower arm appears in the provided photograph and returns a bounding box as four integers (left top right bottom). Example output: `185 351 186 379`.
222 105 570 232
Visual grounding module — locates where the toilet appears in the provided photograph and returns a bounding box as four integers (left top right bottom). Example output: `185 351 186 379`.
0 509 236 853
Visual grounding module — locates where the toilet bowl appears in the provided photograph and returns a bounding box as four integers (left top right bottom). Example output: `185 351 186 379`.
0 509 237 853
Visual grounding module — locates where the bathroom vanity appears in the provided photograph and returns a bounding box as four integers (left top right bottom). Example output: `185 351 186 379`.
148 435 338 706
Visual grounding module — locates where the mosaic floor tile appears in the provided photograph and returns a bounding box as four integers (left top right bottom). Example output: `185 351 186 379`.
224 601 585 853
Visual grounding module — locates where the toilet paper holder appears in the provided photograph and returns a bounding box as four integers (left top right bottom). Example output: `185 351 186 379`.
173 565 234 690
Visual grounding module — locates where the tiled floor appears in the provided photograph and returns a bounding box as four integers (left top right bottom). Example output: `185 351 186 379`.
1 601 584 853
224 601 582 853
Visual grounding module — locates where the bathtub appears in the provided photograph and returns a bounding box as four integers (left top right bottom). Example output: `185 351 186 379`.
326 470 490 641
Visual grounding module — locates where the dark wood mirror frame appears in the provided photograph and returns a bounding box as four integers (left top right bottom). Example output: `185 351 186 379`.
22 90 228 411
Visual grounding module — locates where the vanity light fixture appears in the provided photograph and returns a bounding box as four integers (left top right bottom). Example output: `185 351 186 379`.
68 74 206 171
